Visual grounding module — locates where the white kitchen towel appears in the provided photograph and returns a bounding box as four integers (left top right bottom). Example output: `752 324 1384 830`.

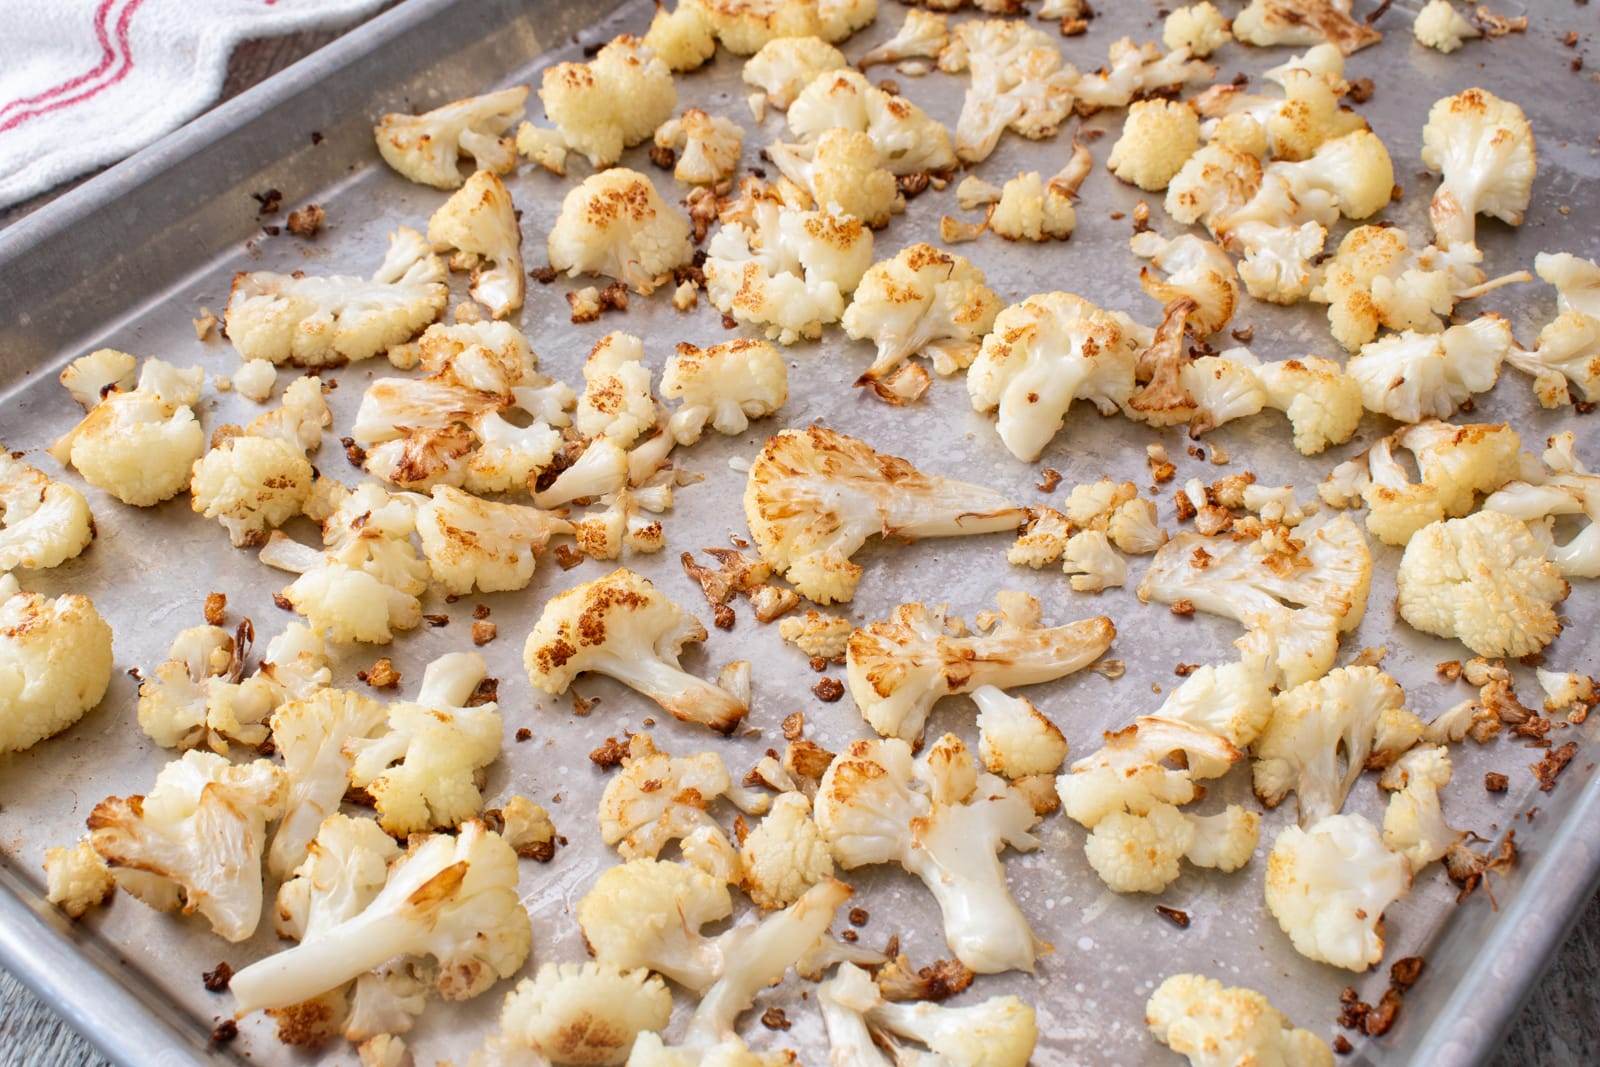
0 0 391 209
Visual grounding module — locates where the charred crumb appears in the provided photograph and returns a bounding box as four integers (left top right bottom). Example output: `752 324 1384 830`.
572 690 598 717
210 1020 239 1045
721 313 739 330
897 172 930 199
1146 443 1176 482
1169 599 1196 617
473 604 492 620
466 677 499 707
286 204 325 238
340 436 368 466
758 1007 791 1032
515 727 533 743
813 677 845 702
1533 741 1578 791
1036 467 1063 493
782 711 805 740
472 620 498 646
1363 988 1402 1036
1364 0 1394 23
1108 210 1126 221
202 962 233 992
1154 905 1190 928
272 592 294 611
310 131 324 145
809 656 829 672
1525 806 1540 821
203 592 227 626
261 224 282 237
252 188 283 215
1230 324 1254 344
127 666 143 681
877 956 974 1002
649 144 677 170
531 265 559 284
358 658 401 689
877 79 901 96
1347 77 1375 104
1437 659 1463 681
1446 831 1517 903
1174 663 1199 676
1333 1035 1353 1055
849 907 869 927
1484 771 1509 792
1131 200 1151 232
554 544 586 570
589 734 632 769
714 603 737 630
1389 956 1424 991
1187 444 1206 462
423 613 449 628
840 928 859 943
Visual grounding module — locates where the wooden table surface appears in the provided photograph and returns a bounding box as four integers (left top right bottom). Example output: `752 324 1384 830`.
0 10 1596 1067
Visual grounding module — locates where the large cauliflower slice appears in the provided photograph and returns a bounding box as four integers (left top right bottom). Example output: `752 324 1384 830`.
375 86 525 188
1146 973 1333 1067
190 378 329 547
1265 814 1409 971
49 354 204 506
345 652 503 835
743 35 847 108
428 170 525 319
1233 0 1380 54
1483 430 1600 578
88 750 286 941
470 961 672 1066
1421 88 1535 249
231 819 531 1013
598 732 769 862
787 68 956 174
1396 510 1568 658
661 338 788 445
743 426 1026 603
1071 36 1215 114
1506 252 1600 407
224 227 447 367
524 568 748 732
819 962 1037 1067
415 484 570 594
0 574 114 754
841 242 1001 389
549 168 693 295
1138 515 1372 688
935 20 1078 163
539 35 676 167
0 452 93 570
846 591 1115 742
815 734 1041 973
1346 313 1511 423
1252 666 1423 825
705 192 873 344
258 480 429 644
267 687 389 879
967 291 1150 462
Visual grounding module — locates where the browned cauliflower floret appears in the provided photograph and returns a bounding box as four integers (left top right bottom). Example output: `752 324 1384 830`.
548 169 693 295
539 35 676 167
374 87 526 188
427 170 525 319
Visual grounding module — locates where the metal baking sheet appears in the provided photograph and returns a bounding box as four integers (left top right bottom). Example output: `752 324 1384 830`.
2 0 1598 1064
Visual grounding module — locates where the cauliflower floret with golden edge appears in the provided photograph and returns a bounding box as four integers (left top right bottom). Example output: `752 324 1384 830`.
0 575 113 754
524 568 749 732
576 332 658 448
787 68 955 174
705 193 873 343
847 591 1114 742
1157 653 1275 748
1163 3 1231 57
1265 813 1409 971
973 686 1067 778
818 962 1037 1067
1147 973 1334 1067
224 227 447 367
779 609 852 659
967 292 1150 462
1342 421 1521 547
58 347 134 408
815 735 1041 972
1396 510 1568 658
1414 0 1481 53
1062 530 1127 592
766 129 903 230
88 751 286 942
375 86 525 188
1482 430 1600 578
428 170 524 319
266 688 388 878
571 484 672 561
740 791 835 909
0 452 93 570
576 859 735 991
230 819 531 1013
1421 88 1535 249
43 839 115 919
743 36 846 107
1131 231 1239 337
1233 0 1379 54
744 426 1025 603
549 168 693 296
1165 143 1263 228
598 732 768 862
135 621 293 754
1084 802 1259 894
1071 36 1215 115
662 338 788 445
1252 666 1424 825
1007 507 1071 568
49 355 204 506
1058 716 1242 827
190 435 314 548
1138 514 1372 688
515 121 569 175
935 20 1079 163
1311 225 1459 352
645 3 718 72
984 152 1087 242
1347 313 1511 423
841 242 1000 388
1380 745 1463 872
1109 99 1201 192
345 652 503 835
1506 252 1600 407
655 108 745 186
1253 356 1362 455
693 0 879 55
857 8 947 69
469 962 672 1066
416 484 572 595
540 36 676 167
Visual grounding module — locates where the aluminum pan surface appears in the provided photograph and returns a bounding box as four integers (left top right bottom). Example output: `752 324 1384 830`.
2 1 1599 1064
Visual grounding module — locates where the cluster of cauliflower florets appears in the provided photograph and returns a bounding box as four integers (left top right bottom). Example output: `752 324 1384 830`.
14 1 1597 1065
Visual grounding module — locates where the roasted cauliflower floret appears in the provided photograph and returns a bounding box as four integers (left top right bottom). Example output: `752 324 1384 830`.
597 733 767 863
266 687 388 878
539 35 676 167
744 35 846 107
1147 973 1333 1067
645 3 718 71
1265 814 1409 971
1131 231 1239 337
1163 3 1232 57
936 19 1078 163
692 0 879 55
575 332 658 448
1506 252 1600 407
428 170 525 318
523 568 748 732
470 962 672 1066
973 686 1068 778
778 609 852 659
841 242 1000 387
1071 35 1215 114
549 167 693 295
136 621 302 754
374 86 525 188
189 435 314 548
1233 0 1379 54
984 160 1084 243
1347 313 1510 423
787 68 955 174
661 338 788 445
818 962 1037 1067
0 575 114 754
1421 88 1535 249
767 127 903 228
58 347 134 408
1413 0 1481 52
1381 745 1463 872
1482 430 1600 578
1339 421 1522 547
1109 100 1201 192
744 427 1025 603
740 791 835 909
1253 355 1363 455
656 108 745 186
857 8 948 69
0 453 93 571
43 839 115 919
88 751 286 941
49 354 204 506
415 484 571 595
576 859 735 991
1396 510 1568 658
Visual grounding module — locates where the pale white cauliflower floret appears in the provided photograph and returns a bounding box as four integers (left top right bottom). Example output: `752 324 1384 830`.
43 839 115 919
858 8 948 69
693 0 880 56
1381 745 1463 872
1071 36 1216 114
1421 87 1535 249
1346 313 1510 423
49 354 204 507
778 610 852 660
190 434 314 549
0 575 114 754
742 36 846 108
1396 510 1568 658
841 242 1000 386
1163 3 1232 57
1414 0 1481 52
428 170 525 319
1233 0 1380 54
233 358 277 402
1147 973 1334 1067
548 169 693 296
1108 100 1201 192
1253 356 1363 455
655 108 745 186
1482 429 1600 577
645 3 718 72
936 19 1079 163
1131 231 1238 337
740 791 834 909
1338 421 1521 547
985 166 1080 242
539 36 676 167
1265 814 1409 971
973 686 1067 778
0 454 93 571
375 86 524 188
1507 252 1600 407
661 338 788 445
1311 225 1458 352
